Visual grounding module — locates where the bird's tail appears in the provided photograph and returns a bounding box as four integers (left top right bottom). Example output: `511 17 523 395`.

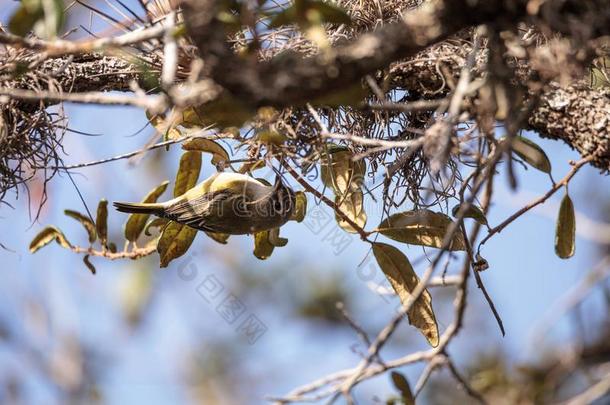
113 201 165 215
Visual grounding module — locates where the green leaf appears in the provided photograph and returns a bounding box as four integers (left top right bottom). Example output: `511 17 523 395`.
335 190 366 234
390 372 415 405
555 193 576 259
205 231 230 244
505 136 552 174
157 221 198 268
29 226 72 253
182 138 230 166
174 151 202 197
124 181 169 242
372 243 439 347
256 130 288 146
451 203 488 226
377 210 466 251
291 191 308 222
96 199 109 246
64 209 96 243
253 230 274 260
83 255 96 275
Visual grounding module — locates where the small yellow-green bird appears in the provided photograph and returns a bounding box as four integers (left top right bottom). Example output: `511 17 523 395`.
114 172 295 234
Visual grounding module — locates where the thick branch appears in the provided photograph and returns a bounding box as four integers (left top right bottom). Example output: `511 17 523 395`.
183 0 609 107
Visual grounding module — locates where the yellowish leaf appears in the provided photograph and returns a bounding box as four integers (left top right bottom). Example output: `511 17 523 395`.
29 226 72 253
502 136 552 174
253 230 274 260
96 199 108 246
372 243 439 347
205 231 230 244
377 210 466 251
64 210 96 243
451 203 488 226
555 193 576 259
124 181 169 242
182 138 229 166
157 221 198 268
291 191 308 222
335 190 366 233
391 371 415 405
174 151 202 197
320 146 365 195
238 160 266 174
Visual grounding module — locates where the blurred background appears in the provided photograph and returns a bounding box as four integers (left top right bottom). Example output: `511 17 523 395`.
1 1 610 404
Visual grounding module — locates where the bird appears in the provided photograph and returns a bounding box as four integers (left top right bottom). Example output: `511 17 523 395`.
113 172 295 235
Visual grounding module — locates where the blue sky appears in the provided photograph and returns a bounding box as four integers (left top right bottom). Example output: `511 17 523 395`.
1 1 609 403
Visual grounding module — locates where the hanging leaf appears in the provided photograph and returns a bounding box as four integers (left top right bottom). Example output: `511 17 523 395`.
377 210 466 251
268 228 288 247
320 146 365 195
390 372 415 405
174 151 202 197
96 199 109 246
144 218 169 236
64 210 96 243
555 193 576 259
238 160 266 174
157 221 198 268
335 190 366 234
29 226 72 253
108 242 117 253
256 130 288 146
149 113 181 144
205 231 230 244
253 230 274 260
124 181 170 242
83 255 96 275
182 138 230 166
372 243 439 347
451 203 488 226
503 136 552 174
291 191 308 222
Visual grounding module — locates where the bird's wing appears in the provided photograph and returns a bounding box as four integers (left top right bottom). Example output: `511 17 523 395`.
163 190 234 232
